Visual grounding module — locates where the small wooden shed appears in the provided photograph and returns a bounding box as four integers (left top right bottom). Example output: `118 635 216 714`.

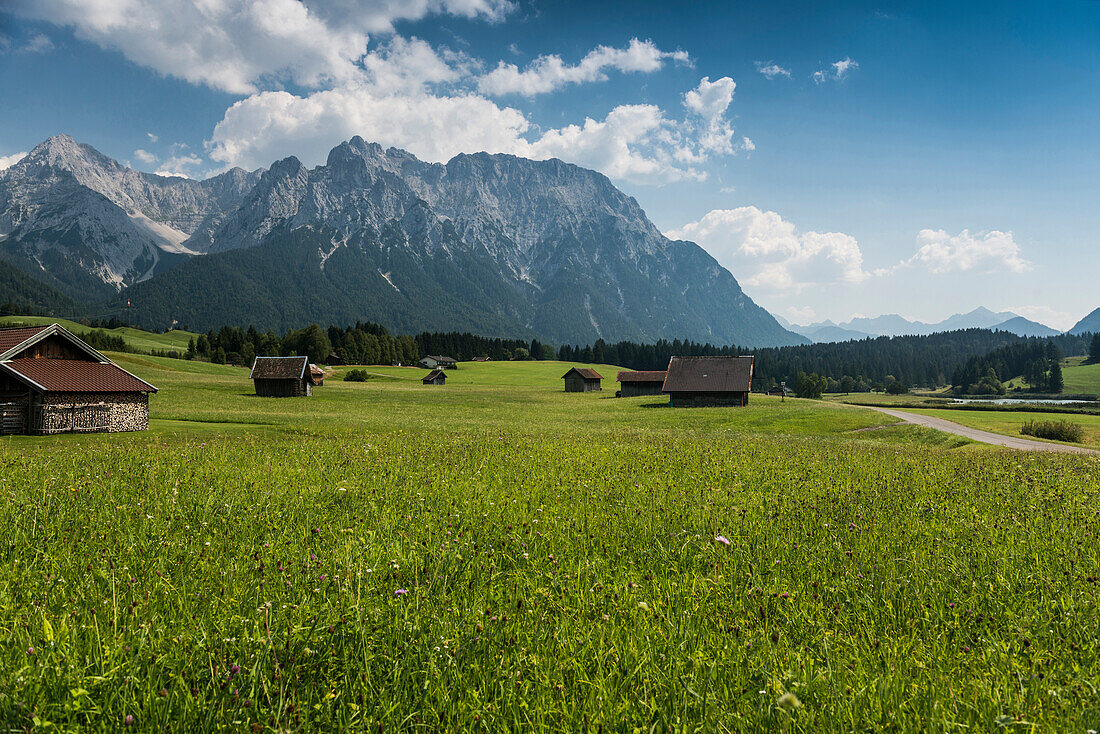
310 364 326 386
616 370 667 397
423 369 446 385
562 367 602 392
0 323 158 434
250 356 316 397
663 356 754 407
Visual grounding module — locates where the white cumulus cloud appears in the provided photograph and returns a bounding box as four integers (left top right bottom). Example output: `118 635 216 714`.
667 206 869 293
0 152 29 170
813 56 859 83
133 149 157 164
478 38 689 96
207 75 742 184
754 61 790 79
895 229 1031 274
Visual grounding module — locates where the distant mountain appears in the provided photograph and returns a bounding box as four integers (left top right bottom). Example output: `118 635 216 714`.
792 322 874 343
0 134 260 301
794 307 1030 339
0 134 806 347
990 316 1061 338
1069 308 1100 335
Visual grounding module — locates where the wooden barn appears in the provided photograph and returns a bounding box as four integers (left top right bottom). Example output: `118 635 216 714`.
324 351 344 366
562 367 603 392
250 356 316 397
422 369 446 385
419 355 458 370
767 384 794 397
0 323 158 435
662 356 754 407
310 364 326 386
616 370 667 397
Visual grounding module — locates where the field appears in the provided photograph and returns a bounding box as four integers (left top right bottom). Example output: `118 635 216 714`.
1062 357 1100 395
0 316 197 353
2 358 1100 731
902 407 1100 448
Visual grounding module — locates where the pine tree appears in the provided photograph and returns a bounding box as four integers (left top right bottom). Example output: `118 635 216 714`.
1090 334 1100 364
1048 358 1064 393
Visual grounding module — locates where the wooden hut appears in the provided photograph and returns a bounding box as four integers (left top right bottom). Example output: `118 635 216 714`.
0 323 158 434
422 369 446 385
310 364 326 386
324 351 344 366
766 385 794 397
662 356 754 407
616 370 667 397
419 355 458 370
562 367 602 392
250 356 316 397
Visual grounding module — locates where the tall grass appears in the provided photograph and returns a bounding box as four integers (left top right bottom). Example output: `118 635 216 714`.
1 360 1099 730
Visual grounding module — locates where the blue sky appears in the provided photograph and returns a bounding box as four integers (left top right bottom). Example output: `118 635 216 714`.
1 0 1097 329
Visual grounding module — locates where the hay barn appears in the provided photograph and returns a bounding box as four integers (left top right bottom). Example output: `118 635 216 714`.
310 364 326 386
562 367 602 392
250 356 316 397
616 370 667 397
422 369 446 385
0 324 157 435
663 356 754 407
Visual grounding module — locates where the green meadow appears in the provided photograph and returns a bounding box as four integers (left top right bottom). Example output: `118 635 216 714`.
0 316 197 353
2 357 1100 732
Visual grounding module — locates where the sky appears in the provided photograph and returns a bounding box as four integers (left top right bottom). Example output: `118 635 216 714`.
1 0 1097 330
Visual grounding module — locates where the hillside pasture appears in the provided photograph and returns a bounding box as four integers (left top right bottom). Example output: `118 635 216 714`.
1 360 1098 731
0 315 198 353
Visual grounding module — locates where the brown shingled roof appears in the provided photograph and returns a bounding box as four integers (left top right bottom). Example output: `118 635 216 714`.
562 367 602 380
662 356 754 393
250 356 310 380
0 326 50 357
1 358 157 393
617 370 667 383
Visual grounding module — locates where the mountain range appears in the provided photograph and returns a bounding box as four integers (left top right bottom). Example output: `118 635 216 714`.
1068 308 1100 335
0 135 806 347
790 307 1065 342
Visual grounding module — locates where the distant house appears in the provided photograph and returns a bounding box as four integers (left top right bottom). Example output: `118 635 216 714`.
562 367 603 392
250 356 316 397
766 385 794 397
616 370 667 397
0 323 158 435
419 355 458 370
422 369 447 385
310 364 326 386
324 351 344 366
663 356 754 407
471 357 491 362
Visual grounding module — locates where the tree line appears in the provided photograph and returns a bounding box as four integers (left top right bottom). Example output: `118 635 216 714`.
165 319 1095 394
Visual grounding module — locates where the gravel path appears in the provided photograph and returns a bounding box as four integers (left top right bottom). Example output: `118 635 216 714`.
864 406 1100 455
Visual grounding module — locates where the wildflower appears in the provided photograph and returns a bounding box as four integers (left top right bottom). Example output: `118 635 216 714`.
715 535 731 546
394 589 408 596
229 664 240 676
124 715 135 726
638 602 650 611
26 647 34 656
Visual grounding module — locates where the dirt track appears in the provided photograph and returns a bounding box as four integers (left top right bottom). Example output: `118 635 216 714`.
864 406 1100 455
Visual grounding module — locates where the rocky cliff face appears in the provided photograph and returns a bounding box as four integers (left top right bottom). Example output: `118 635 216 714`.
1 135 806 347
0 135 258 298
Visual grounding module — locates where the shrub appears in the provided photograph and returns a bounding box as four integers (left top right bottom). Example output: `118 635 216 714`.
1020 420 1085 443
885 380 908 395
343 369 370 382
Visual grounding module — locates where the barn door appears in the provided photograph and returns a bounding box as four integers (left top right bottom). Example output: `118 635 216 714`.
0 403 26 435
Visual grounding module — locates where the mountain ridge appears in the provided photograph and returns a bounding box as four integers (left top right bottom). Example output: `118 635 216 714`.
0 135 807 347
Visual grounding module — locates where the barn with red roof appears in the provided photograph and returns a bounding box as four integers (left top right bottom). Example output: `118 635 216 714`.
0 324 157 435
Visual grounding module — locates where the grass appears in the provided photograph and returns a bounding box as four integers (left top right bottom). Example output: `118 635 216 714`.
2 360 1099 731
903 407 1100 448
0 315 198 353
1062 356 1100 395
